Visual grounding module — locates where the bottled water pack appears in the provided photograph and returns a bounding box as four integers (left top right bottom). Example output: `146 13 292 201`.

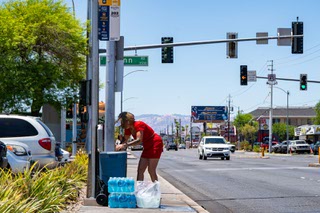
107 177 136 208
108 193 137 208
108 177 135 193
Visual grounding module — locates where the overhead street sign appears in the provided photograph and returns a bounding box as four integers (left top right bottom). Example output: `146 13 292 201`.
248 70 256 82
100 55 149 66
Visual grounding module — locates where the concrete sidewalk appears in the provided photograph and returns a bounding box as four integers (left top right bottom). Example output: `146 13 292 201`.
77 152 209 213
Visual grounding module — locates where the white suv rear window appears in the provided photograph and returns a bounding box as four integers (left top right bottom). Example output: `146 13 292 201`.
0 118 38 137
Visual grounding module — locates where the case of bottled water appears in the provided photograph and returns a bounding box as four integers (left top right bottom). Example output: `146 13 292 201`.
108 177 136 208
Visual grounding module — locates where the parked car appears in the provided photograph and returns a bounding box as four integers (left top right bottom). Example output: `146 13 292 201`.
0 141 8 169
55 142 70 164
253 142 262 147
198 136 230 160
130 144 143 151
0 115 57 168
288 140 310 154
178 144 186 149
226 142 236 153
166 142 178 151
5 140 33 173
313 141 320 155
261 141 278 151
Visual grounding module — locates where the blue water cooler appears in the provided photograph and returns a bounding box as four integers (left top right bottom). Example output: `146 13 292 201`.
99 151 127 186
96 151 127 206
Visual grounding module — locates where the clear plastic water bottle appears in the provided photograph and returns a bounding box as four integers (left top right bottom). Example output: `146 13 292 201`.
118 193 128 208
117 177 126 192
128 193 136 208
108 177 115 193
108 193 116 208
128 177 134 192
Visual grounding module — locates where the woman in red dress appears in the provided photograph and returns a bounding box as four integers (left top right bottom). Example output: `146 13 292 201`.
115 112 163 182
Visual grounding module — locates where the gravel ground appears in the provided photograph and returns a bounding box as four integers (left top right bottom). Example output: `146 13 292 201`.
61 186 87 213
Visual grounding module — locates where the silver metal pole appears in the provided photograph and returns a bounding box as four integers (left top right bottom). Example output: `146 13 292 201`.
72 102 77 156
90 0 99 198
60 108 66 149
286 91 290 153
268 60 274 154
105 41 116 152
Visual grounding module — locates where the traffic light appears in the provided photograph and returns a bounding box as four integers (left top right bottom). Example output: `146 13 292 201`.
227 32 238 58
66 104 73 118
292 21 303 54
300 74 307 90
161 37 173 63
240 65 248 86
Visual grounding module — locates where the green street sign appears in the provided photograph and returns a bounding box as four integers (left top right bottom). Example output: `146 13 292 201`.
100 55 148 66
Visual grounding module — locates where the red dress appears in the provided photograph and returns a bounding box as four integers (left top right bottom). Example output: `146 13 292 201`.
125 121 163 158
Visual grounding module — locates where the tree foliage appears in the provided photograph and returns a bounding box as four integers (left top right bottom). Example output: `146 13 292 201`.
0 0 87 115
233 113 253 129
241 123 258 142
272 122 295 141
313 101 320 125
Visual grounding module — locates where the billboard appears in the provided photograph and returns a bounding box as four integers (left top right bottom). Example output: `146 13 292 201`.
191 106 228 123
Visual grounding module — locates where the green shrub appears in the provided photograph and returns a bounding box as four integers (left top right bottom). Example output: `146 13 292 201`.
0 152 88 213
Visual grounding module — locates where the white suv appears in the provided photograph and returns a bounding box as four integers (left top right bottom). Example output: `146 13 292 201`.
289 140 310 154
0 115 57 168
198 136 231 160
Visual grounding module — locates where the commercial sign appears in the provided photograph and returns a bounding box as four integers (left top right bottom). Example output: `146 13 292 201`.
294 125 320 136
191 106 228 123
98 0 120 41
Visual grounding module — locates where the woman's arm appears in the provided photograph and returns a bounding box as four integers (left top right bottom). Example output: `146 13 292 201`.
116 131 144 150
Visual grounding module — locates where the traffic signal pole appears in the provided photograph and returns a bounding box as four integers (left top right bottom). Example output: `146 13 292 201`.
123 35 303 51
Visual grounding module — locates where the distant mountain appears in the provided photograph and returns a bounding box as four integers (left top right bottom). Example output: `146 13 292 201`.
135 114 193 134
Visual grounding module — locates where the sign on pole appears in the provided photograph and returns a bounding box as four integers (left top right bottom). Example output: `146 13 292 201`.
248 70 257 82
98 0 120 41
256 32 268 44
277 28 291 46
100 55 149 66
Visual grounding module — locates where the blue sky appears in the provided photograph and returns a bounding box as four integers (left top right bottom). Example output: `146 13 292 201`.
39 1 320 117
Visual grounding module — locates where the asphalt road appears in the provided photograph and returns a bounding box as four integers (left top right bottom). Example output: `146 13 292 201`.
131 149 320 213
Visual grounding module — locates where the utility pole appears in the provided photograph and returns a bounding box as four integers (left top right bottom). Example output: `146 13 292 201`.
267 60 276 154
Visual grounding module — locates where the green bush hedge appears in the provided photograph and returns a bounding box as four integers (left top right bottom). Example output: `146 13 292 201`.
0 153 88 213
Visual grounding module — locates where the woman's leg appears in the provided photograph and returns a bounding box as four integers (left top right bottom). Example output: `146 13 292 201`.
137 157 148 181
147 158 160 182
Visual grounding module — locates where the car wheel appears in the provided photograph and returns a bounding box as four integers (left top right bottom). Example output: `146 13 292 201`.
175 148 178 151
199 152 203 160
203 152 207 160
226 156 230 160
221 157 224 160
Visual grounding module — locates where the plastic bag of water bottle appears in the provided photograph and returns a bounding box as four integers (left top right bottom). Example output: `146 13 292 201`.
135 181 161 208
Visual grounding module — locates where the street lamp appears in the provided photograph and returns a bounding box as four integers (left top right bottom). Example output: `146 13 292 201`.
274 87 290 153
121 70 148 113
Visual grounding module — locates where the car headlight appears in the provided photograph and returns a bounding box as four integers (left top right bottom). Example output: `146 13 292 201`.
6 145 28 156
224 147 229 150
205 147 211 150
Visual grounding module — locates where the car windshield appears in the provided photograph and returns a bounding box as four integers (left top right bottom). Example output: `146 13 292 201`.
296 141 306 144
205 138 226 144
